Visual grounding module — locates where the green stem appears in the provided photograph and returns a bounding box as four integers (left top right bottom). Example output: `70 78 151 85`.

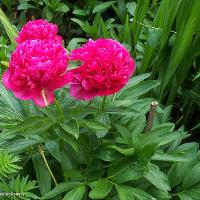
54 98 64 119
102 96 107 112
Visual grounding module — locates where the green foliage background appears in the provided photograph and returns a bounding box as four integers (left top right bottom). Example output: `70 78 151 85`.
0 0 200 199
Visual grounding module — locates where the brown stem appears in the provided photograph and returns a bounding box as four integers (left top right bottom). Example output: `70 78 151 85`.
145 101 158 132
38 145 57 186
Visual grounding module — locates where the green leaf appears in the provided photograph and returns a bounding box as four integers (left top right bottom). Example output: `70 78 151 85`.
178 188 200 200
178 193 193 200
118 80 160 100
67 38 87 51
115 124 131 140
161 0 200 93
92 1 116 14
116 185 154 200
8 136 44 153
0 83 23 116
0 8 18 45
73 9 88 16
56 3 70 13
149 189 170 200
101 18 110 38
132 0 150 45
0 176 39 199
144 164 170 191
106 145 135 156
9 116 53 134
0 151 21 179
17 1 36 10
80 120 110 131
54 128 78 153
89 179 113 199
45 140 61 163
126 2 137 16
140 0 181 73
108 159 146 183
63 185 85 200
193 72 200 81
63 169 84 181
44 6 53 21
152 151 189 162
60 119 79 139
147 28 163 48
71 18 85 28
42 182 82 199
182 162 200 189
32 153 51 195
98 148 122 162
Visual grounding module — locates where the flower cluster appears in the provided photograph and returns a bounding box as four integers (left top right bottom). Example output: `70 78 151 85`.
2 20 135 107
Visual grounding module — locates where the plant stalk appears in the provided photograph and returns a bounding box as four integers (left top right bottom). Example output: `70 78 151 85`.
38 145 57 185
145 101 158 132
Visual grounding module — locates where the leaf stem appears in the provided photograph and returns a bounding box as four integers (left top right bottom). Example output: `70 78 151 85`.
38 145 58 186
54 98 64 119
102 96 107 111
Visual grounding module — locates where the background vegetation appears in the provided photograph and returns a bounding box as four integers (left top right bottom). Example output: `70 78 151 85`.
1 0 200 133
0 0 200 199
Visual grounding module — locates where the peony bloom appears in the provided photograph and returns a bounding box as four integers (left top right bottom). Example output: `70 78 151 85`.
69 38 136 100
16 19 62 44
2 40 71 107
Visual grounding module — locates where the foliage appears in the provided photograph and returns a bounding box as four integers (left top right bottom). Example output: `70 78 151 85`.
0 176 39 200
1 0 199 128
0 150 21 180
0 71 198 199
0 1 200 199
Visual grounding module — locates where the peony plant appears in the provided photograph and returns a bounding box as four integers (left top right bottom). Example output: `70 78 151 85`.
2 20 135 106
0 19 200 200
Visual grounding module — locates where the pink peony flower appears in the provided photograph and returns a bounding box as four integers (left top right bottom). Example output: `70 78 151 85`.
2 40 71 107
69 38 136 100
16 19 62 44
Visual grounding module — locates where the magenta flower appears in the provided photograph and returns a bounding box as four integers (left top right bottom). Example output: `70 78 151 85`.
16 19 62 44
69 38 136 100
2 40 71 107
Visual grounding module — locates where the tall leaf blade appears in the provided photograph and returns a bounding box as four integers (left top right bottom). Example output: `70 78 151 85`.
0 8 18 46
161 0 200 93
132 0 150 45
